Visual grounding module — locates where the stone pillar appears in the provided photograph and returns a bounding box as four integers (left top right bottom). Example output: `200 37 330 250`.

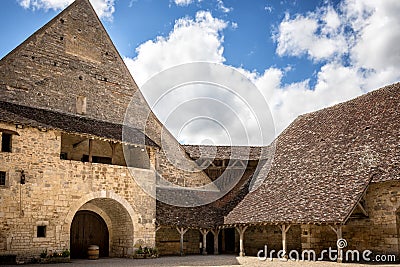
236 225 248 257
199 229 210 255
211 228 220 255
176 227 188 256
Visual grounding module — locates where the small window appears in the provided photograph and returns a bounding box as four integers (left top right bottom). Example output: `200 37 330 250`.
60 152 68 160
37 226 46 238
0 171 6 186
1 133 12 152
76 96 87 115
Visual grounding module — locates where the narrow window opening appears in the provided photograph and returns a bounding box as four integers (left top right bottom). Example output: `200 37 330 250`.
60 18 65 24
1 133 12 152
0 171 6 186
76 96 87 115
37 226 46 238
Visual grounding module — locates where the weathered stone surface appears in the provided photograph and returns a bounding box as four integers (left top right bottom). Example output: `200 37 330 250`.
0 122 156 260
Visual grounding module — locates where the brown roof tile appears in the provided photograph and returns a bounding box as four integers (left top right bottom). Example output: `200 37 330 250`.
0 100 158 147
225 82 400 225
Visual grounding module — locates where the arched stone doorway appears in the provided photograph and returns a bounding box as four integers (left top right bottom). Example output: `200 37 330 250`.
70 210 109 258
66 192 137 258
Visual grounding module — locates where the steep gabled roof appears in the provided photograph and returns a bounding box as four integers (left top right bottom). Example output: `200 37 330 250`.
0 100 157 146
225 82 400 225
0 0 212 187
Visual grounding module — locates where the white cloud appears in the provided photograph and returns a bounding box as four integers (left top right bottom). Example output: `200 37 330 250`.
124 11 227 86
16 0 115 20
264 6 273 13
127 1 400 145
345 0 400 72
173 0 194 7
216 0 232 13
275 7 347 61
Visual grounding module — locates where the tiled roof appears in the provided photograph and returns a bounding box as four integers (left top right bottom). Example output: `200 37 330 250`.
225 82 400 225
183 145 270 160
0 100 158 147
156 169 256 228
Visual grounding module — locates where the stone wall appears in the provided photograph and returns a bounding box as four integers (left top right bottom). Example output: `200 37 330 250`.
344 181 400 259
0 122 156 262
156 227 200 255
0 0 135 125
244 225 301 257
299 181 400 262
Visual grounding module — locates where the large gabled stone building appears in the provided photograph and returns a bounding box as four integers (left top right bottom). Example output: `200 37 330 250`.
0 0 399 264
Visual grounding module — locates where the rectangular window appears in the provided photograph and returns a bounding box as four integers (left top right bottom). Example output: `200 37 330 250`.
0 171 6 186
1 133 12 152
76 96 87 115
37 226 46 238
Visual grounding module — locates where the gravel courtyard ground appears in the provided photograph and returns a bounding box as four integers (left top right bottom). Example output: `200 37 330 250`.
21 255 398 267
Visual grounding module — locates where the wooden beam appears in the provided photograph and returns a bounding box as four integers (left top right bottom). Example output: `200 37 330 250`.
88 139 93 163
72 138 87 148
357 202 368 217
110 141 117 165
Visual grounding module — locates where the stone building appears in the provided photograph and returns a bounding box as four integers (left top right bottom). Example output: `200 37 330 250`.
0 0 399 263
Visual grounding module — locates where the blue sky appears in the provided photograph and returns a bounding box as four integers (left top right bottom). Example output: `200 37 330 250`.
0 0 329 86
0 0 399 145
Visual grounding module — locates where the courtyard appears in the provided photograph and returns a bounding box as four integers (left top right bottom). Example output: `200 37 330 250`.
22 255 398 267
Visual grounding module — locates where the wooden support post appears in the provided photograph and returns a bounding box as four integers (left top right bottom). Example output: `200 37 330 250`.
176 227 188 256
329 225 344 263
279 224 291 257
211 228 220 255
110 142 117 165
88 139 93 163
235 225 248 257
199 229 210 255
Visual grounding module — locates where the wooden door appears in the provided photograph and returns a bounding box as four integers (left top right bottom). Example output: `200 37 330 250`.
70 210 109 258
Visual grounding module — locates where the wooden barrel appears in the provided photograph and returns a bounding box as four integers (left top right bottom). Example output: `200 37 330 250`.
88 245 99 260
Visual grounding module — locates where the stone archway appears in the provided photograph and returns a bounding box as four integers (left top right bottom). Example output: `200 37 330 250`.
65 191 137 258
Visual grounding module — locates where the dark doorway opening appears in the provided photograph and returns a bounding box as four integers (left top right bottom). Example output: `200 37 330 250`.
221 228 235 254
206 232 214 254
70 210 109 259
